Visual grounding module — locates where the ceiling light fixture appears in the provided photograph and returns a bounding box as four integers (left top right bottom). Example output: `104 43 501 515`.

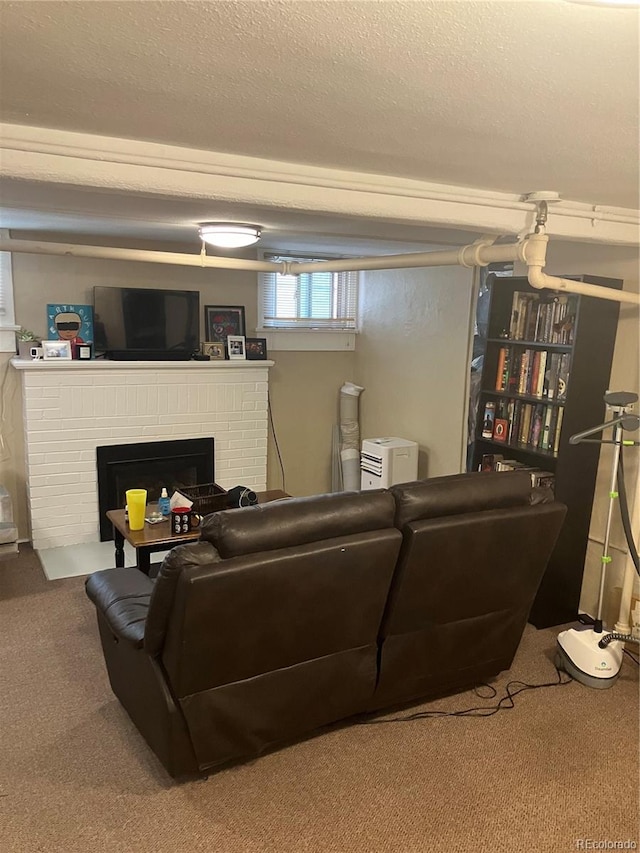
198 222 262 249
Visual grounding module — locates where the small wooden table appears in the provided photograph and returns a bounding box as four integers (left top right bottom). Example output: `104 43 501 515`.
106 490 290 574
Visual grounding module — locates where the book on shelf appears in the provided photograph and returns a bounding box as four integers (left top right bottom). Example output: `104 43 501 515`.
530 404 544 448
518 350 530 394
493 417 508 442
495 346 507 391
507 349 521 395
553 408 564 452
481 401 496 439
495 459 538 475
530 470 556 488
540 405 553 451
520 403 533 444
535 350 547 398
508 292 520 339
480 453 504 472
557 353 571 401
529 350 541 397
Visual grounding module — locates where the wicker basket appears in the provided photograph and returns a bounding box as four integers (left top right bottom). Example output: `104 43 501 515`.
179 482 228 515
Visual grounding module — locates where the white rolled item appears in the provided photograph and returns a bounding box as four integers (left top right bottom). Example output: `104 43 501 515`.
339 382 364 491
340 449 361 492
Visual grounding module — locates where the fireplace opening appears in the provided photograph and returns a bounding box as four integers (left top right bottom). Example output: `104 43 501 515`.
96 438 214 541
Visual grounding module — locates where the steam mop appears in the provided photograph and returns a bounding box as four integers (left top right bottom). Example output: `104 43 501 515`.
556 391 640 688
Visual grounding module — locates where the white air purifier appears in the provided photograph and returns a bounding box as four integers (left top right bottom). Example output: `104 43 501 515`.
360 437 418 490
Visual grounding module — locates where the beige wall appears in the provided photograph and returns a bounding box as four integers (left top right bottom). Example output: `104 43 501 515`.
2 239 352 537
266 351 355 496
355 265 475 477
517 241 640 624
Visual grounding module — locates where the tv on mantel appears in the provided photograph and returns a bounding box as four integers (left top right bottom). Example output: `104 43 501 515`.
93 286 200 361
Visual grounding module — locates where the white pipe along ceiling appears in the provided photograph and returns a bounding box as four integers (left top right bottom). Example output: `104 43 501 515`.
0 232 638 306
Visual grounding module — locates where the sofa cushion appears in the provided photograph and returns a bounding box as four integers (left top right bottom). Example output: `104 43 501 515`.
85 568 154 648
201 490 396 558
390 470 532 528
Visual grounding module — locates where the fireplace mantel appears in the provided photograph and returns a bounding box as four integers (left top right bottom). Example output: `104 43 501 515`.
12 357 272 551
11 358 274 371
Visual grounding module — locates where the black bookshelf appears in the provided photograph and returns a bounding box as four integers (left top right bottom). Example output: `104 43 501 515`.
471 274 622 628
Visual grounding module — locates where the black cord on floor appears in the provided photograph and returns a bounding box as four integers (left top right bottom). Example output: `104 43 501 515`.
623 648 639 666
267 390 286 493
359 667 573 724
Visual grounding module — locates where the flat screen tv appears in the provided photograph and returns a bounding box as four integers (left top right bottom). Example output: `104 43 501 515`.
93 286 200 360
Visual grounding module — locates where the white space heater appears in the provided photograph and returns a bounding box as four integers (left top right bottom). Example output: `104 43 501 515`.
360 437 419 490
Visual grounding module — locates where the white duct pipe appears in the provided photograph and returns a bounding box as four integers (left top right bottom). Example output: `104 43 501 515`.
0 233 528 274
1 234 638 305
339 382 364 492
0 238 280 272
287 240 527 274
525 233 640 307
0 235 526 273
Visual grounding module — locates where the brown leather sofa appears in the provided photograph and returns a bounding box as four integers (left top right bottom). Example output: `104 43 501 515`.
85 471 566 779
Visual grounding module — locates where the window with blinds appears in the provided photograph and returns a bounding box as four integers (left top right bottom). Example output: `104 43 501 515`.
0 249 14 325
258 253 358 330
0 241 17 351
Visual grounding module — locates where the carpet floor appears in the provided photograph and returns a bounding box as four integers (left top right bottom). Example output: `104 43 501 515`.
1 546 638 853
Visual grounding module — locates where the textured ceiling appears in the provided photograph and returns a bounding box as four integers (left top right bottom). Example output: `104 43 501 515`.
0 0 638 246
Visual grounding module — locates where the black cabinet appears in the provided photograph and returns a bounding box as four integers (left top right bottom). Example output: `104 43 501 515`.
471 274 622 628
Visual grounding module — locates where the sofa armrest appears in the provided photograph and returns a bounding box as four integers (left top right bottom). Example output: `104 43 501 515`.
145 541 221 657
85 568 154 649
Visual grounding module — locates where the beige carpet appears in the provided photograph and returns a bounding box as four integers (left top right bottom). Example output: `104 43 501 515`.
1 546 638 853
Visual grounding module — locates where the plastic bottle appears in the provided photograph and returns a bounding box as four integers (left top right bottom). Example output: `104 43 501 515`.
158 487 171 517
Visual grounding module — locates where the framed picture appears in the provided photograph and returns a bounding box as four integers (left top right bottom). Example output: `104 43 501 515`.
227 335 246 360
245 337 268 360
47 304 94 345
42 340 73 360
204 305 246 342
201 341 226 360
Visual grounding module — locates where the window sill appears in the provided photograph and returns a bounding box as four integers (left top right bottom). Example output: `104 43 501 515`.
257 329 356 352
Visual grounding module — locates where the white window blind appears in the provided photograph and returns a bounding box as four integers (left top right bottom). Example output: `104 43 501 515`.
259 253 358 330
0 236 18 352
0 250 15 324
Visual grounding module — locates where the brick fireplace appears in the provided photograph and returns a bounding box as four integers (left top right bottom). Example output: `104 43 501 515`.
12 358 272 551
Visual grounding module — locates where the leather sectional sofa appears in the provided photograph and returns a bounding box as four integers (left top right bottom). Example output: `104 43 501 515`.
85 471 566 779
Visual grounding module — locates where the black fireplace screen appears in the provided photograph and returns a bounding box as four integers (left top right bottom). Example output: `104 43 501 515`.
96 438 214 541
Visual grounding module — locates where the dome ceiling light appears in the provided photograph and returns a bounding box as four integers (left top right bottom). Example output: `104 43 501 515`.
198 222 262 249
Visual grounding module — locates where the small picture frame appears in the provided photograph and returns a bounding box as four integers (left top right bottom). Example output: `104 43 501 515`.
245 337 268 360
201 341 226 360
204 305 246 342
227 335 246 360
42 340 73 361
76 342 93 360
